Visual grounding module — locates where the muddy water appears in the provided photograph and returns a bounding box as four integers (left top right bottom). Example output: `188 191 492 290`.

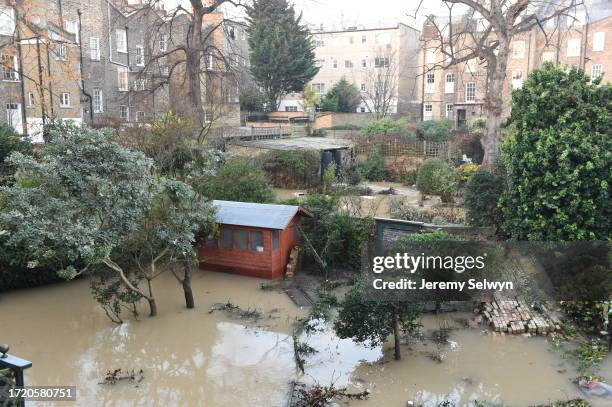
1 272 610 407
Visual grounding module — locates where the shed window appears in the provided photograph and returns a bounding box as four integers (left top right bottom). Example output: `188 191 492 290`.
233 230 248 250
249 231 264 252
221 228 232 249
272 230 280 250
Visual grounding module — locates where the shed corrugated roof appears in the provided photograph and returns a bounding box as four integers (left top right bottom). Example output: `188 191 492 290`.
213 200 310 230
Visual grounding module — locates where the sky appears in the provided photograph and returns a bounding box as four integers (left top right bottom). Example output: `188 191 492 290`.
164 0 448 30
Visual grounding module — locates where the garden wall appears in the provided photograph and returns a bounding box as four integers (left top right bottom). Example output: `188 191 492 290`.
313 113 373 130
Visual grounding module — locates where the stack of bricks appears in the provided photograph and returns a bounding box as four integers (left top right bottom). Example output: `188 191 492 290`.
480 297 561 335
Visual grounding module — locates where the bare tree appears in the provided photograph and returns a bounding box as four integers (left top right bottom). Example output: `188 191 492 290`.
361 50 398 119
420 0 582 167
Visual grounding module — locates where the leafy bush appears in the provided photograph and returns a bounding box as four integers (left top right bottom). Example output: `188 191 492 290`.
417 119 453 141
0 123 33 183
500 64 611 240
320 77 361 112
359 148 385 181
456 163 480 183
202 157 275 203
389 199 466 224
362 117 415 139
463 170 504 227
259 150 320 188
416 159 458 203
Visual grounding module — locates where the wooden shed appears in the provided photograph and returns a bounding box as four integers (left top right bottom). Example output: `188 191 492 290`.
198 200 312 279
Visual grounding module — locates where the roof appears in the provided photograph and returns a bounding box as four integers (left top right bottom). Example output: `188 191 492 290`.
234 137 353 152
213 200 312 230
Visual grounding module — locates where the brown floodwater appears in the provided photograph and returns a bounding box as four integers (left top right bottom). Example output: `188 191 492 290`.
1 271 610 407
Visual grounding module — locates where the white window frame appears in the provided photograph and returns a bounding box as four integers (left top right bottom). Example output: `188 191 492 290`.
361 35 367 44
159 33 167 52
465 82 476 102
425 72 435 94
133 78 146 91
57 42 67 60
446 103 453 118
59 92 71 108
27 92 35 107
423 103 433 120
207 53 213 70
591 64 603 80
374 56 389 68
89 37 100 61
120 105 129 121
361 59 367 68
511 70 523 89
0 6 16 36
567 38 581 57
593 32 605 52
117 66 129 91
136 111 146 122
5 103 21 132
1 54 19 81
344 60 353 68
312 83 325 95
135 45 144 66
204 110 213 123
93 88 103 113
360 83 366 92
116 29 127 53
512 40 525 59
444 73 454 94
332 59 338 68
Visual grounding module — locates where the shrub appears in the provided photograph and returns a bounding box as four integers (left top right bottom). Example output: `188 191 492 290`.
389 199 466 224
463 170 504 228
320 77 361 112
500 64 611 240
359 148 385 181
259 150 320 188
416 159 458 203
202 157 275 203
0 123 33 184
362 117 415 140
456 163 480 183
417 119 453 141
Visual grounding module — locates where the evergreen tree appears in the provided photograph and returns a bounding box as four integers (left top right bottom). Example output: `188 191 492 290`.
320 77 362 112
246 0 319 111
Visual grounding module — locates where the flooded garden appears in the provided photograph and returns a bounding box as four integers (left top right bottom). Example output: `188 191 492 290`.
2 270 610 406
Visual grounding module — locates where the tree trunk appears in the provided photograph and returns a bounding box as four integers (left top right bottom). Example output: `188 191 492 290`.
182 265 195 309
147 298 157 317
185 5 204 120
392 304 401 360
481 42 509 168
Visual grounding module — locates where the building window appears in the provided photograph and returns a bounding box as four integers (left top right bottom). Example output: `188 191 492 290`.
567 38 581 57
120 105 129 121
511 70 523 89
361 35 367 44
57 42 67 60
159 33 167 52
116 29 127 53
465 82 476 102
204 110 213 123
423 103 433 120
332 59 338 68
425 49 436 64
117 66 129 91
360 83 366 91
374 56 390 68
135 46 144 66
512 40 525 59
207 53 213 70
233 230 248 250
65 20 79 43
344 60 353 68
1 54 19 81
425 72 435 93
591 64 603 80
444 73 454 93
5 103 21 131
593 32 605 52
360 107 366 112
136 111 146 122
133 78 146 91
228 27 235 41
93 88 103 113
89 37 100 60
312 83 325 95
272 230 279 250
361 59 367 68
285 106 297 112
249 231 264 252
221 227 232 249
0 6 15 36
60 92 71 107
26 92 34 107
542 51 555 63
315 40 324 47
446 103 453 118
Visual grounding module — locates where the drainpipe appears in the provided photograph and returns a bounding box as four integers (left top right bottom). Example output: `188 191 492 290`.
35 36 47 126
45 43 54 118
580 18 589 71
77 9 93 123
14 7 28 135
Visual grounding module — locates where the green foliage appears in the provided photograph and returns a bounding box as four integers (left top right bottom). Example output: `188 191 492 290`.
417 118 453 141
560 301 610 333
0 122 33 184
240 84 268 112
320 77 361 112
322 162 337 194
575 340 606 375
247 0 319 110
258 150 320 188
416 159 458 203
362 117 415 139
388 200 466 224
359 147 385 181
463 170 504 227
500 64 611 240
203 157 275 203
299 86 320 112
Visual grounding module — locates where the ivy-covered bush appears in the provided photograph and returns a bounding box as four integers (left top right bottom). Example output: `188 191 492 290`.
500 64 611 240
456 162 480 183
416 159 458 203
258 150 320 188
463 170 504 227
0 122 32 184
358 147 386 181
362 117 415 140
202 157 275 203
417 118 453 141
